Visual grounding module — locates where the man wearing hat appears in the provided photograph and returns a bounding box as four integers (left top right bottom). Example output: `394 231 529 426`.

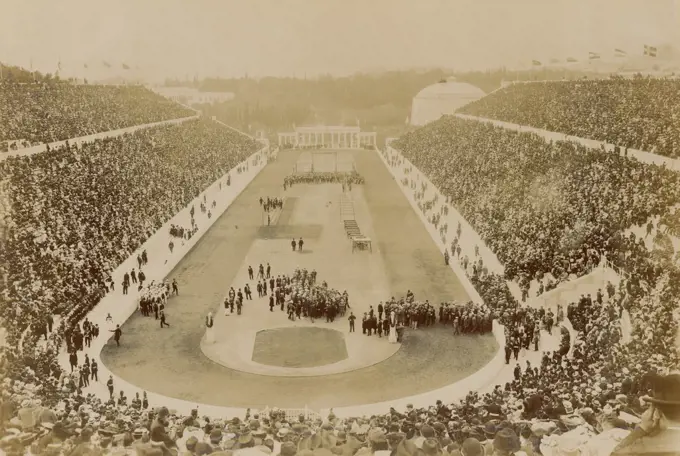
209 428 223 449
480 421 496 455
281 441 297 456
420 438 442 456
355 429 389 456
150 407 177 456
460 438 483 456
612 373 680 455
234 429 255 450
493 428 521 456
182 435 198 456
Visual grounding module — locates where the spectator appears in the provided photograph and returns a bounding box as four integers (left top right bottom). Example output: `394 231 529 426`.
460 77 680 158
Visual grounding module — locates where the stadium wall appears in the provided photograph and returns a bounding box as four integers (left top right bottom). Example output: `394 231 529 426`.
57 145 268 418
0 114 200 161
379 146 512 300
455 113 680 170
325 146 585 418
321 147 509 418
324 320 507 418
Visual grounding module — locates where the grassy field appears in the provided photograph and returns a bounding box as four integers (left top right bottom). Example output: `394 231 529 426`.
100 148 497 409
252 327 348 368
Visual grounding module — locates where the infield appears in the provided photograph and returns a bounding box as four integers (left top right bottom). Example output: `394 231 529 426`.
100 149 498 409
252 327 348 368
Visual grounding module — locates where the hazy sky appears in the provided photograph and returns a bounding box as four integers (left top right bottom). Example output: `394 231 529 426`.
1 0 678 79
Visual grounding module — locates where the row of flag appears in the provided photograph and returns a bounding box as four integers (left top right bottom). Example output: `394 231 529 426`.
84 61 135 70
531 44 659 66
52 61 139 73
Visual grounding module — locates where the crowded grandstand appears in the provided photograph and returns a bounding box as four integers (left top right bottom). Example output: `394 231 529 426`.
0 69 678 455
2 6 680 453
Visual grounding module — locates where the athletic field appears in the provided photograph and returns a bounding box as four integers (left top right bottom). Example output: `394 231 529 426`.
100 149 497 409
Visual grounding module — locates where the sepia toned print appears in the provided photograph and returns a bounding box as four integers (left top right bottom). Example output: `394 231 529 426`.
1 0 680 455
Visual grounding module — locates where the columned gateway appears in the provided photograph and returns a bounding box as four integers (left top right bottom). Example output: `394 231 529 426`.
278 126 377 149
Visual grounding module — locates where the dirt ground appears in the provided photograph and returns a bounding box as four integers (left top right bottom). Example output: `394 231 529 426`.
100 149 497 409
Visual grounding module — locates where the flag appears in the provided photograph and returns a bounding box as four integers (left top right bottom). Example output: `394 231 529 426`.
588 52 600 60
102 61 111 68
122 63 130 70
614 48 627 57
643 45 657 57
83 63 88 69
532 60 542 66
566 57 578 63
57 61 62 71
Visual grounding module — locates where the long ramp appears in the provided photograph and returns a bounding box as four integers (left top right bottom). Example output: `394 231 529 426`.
339 194 355 221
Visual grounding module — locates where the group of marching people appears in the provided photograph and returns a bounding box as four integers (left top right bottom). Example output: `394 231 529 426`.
224 266 349 324
260 197 283 213
283 269 349 323
137 280 179 326
283 171 365 190
377 292 494 335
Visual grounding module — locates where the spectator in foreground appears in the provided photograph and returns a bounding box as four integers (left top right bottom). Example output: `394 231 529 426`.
611 373 680 456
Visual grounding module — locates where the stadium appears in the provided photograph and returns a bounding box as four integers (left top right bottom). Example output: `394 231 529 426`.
2 2 680 456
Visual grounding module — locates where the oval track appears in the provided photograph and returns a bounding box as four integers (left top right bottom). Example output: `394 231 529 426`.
100 150 497 409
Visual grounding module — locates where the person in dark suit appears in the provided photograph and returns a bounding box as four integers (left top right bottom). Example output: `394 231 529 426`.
160 311 170 328
348 312 356 332
69 351 78 372
298 238 304 251
91 360 98 381
107 376 114 398
377 303 383 320
110 325 122 346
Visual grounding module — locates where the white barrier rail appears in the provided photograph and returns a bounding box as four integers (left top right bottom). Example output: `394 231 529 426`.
325 319 507 418
1 115 200 161
455 113 680 171
320 148 511 418
54 146 267 417
378 147 496 304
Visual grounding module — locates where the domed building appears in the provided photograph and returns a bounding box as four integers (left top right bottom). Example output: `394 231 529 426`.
410 78 486 126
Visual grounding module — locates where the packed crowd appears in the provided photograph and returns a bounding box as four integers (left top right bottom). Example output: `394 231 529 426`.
280 269 348 323
220 266 349 322
0 117 261 409
459 77 680 158
0 82 193 144
382 113 680 453
2 85 680 455
394 118 680 290
283 171 365 190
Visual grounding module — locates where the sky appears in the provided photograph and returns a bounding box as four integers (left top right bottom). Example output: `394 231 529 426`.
1 0 679 80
